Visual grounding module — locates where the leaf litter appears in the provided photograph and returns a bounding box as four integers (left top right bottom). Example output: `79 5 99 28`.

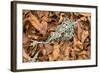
23 10 91 62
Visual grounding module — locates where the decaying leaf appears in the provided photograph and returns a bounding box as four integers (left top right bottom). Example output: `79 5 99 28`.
77 23 82 40
81 13 91 17
23 11 91 62
44 44 53 55
58 13 65 23
25 12 47 35
23 33 29 44
81 30 89 43
23 49 31 61
28 34 39 40
48 44 60 61
73 36 83 49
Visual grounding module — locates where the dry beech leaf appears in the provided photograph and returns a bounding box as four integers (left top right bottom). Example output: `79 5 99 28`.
73 47 80 52
81 55 88 59
58 13 65 23
44 44 53 55
58 54 65 60
23 33 29 45
23 49 31 61
64 46 70 56
41 48 47 56
62 42 70 57
41 16 49 22
53 44 60 58
77 23 82 40
81 13 91 17
76 41 83 49
28 34 39 40
70 49 77 59
37 11 49 22
78 55 84 60
80 17 87 21
23 11 91 62
36 11 45 18
79 50 88 55
48 25 57 32
63 56 70 60
79 50 89 59
48 44 60 61
41 20 47 34
26 12 47 35
73 36 83 49
81 30 89 43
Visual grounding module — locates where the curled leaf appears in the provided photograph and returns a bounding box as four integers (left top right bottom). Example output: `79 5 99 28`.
26 12 47 35
48 44 60 61
23 49 31 61
81 30 89 43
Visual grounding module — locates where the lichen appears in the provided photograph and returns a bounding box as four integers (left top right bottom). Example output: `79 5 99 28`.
30 17 75 47
47 17 75 41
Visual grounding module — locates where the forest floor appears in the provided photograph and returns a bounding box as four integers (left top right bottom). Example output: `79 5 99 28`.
23 10 91 62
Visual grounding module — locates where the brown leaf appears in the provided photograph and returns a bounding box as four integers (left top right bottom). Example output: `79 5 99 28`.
48 25 57 32
77 23 82 40
61 42 70 56
81 13 91 17
41 48 47 56
64 46 70 56
81 30 89 43
28 34 39 39
41 20 47 34
44 44 53 55
48 44 60 61
70 49 77 60
58 13 65 23
23 49 31 61
53 44 60 57
41 16 49 22
23 33 29 44
79 50 90 59
26 12 47 35
73 36 83 49
80 17 87 21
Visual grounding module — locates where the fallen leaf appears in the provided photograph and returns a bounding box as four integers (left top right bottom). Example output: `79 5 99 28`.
81 13 91 17
28 34 39 39
73 36 83 49
41 20 47 34
58 13 65 23
80 17 87 21
81 30 89 43
64 46 70 56
48 44 60 61
44 44 53 55
77 23 83 40
26 12 47 35
23 33 29 44
23 49 31 61
41 48 47 56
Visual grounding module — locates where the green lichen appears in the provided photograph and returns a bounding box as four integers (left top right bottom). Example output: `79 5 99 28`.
30 40 38 47
47 17 75 41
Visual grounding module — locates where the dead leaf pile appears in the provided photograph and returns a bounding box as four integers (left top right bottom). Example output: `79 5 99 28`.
23 10 91 62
